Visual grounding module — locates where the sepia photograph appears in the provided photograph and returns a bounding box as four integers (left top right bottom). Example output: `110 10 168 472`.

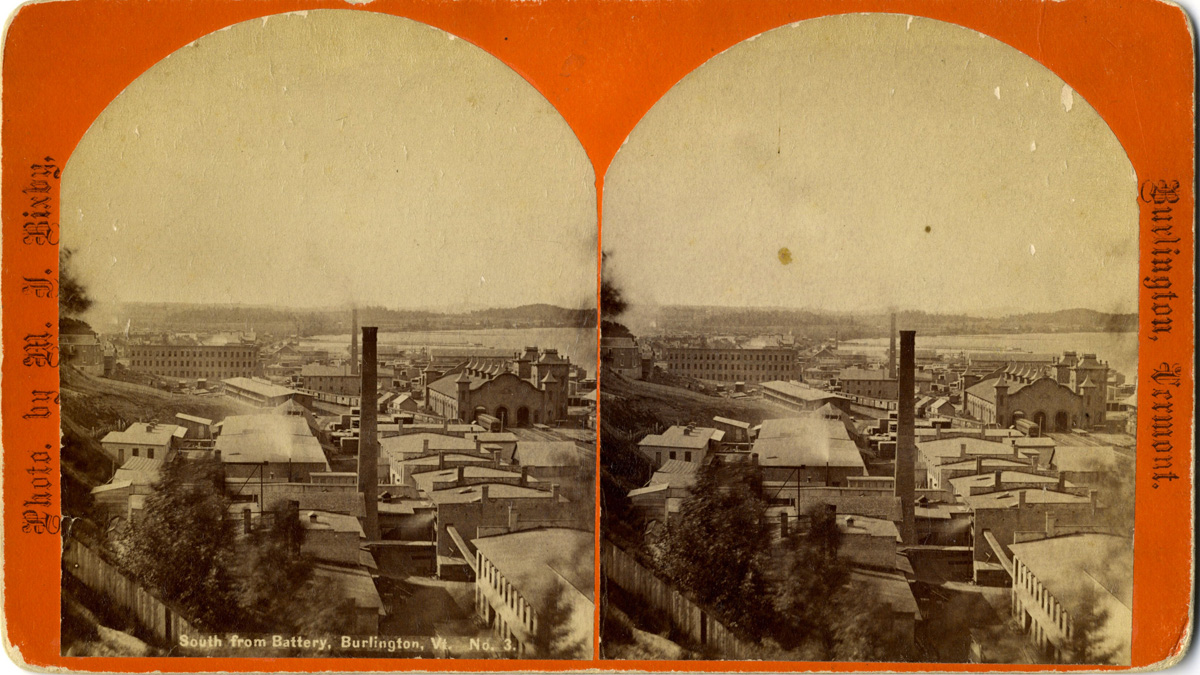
56 10 597 660
599 13 1136 664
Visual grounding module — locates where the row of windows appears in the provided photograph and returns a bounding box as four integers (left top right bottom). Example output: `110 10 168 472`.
133 360 252 368
653 450 694 464
667 351 794 362
479 555 535 636
1017 560 1072 640
130 348 254 358
672 363 792 372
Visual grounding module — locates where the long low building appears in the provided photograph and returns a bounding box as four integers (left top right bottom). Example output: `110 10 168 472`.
215 413 329 486
222 377 301 407
761 381 853 413
1009 534 1132 664
473 528 594 658
752 417 866 495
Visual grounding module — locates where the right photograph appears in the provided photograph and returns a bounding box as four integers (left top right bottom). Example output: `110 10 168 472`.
599 13 1136 666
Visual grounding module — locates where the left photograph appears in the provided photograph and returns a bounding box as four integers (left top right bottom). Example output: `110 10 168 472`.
58 10 597 660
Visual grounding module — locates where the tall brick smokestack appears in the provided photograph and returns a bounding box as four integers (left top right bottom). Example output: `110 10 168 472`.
350 308 360 376
894 330 916 544
359 326 380 540
888 312 897 380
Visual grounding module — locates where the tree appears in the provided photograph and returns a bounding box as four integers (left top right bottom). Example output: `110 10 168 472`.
771 504 847 654
533 580 592 659
59 247 93 318
238 501 358 640
771 504 912 661
1062 588 1121 664
660 459 773 634
115 455 241 631
599 251 627 320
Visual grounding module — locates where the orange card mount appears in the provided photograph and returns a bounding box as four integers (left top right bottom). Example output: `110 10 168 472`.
1 0 1193 672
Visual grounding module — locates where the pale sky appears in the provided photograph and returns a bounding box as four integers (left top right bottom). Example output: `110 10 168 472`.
603 13 1138 316
63 10 596 312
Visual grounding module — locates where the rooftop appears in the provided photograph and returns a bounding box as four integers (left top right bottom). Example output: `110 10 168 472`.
215 414 327 466
101 422 184 447
1009 534 1133 616
961 488 1091 510
751 417 863 470
298 510 365 536
761 380 849 402
472 528 594 608
639 425 723 450
513 442 580 468
223 377 297 399
427 482 555 505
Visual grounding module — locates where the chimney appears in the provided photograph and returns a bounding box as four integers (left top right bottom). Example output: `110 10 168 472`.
521 465 529 486
993 470 1003 491
888 312 897 380
1057 473 1066 491
438 453 445 469
974 457 982 474
893 330 916 544
481 484 490 504
423 438 430 454
350 308 359 376
1045 513 1057 538
475 437 482 453
1089 489 1098 515
551 484 559 501
960 442 968 458
457 465 464 485
1018 490 1026 508
242 508 253 535
357 326 381 541
780 511 789 539
507 504 518 531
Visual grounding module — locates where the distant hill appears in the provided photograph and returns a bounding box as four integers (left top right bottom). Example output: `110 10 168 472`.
628 305 1136 338
93 301 596 336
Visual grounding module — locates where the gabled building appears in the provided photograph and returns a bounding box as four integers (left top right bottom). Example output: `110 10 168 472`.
425 347 572 427
100 421 185 465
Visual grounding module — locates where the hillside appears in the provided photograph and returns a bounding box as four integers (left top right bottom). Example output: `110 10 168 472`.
628 305 1137 338
59 366 254 518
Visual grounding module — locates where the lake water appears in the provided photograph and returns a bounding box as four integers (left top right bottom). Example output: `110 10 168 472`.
840 332 1138 380
303 326 597 377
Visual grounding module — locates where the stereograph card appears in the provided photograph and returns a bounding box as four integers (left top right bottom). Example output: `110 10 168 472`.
0 0 1193 672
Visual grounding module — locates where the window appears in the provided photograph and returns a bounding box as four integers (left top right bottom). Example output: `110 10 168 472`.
148 448 155 459
685 451 692 462
669 451 677 460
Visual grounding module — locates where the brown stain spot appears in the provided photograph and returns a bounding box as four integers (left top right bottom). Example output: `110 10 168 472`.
778 247 792 265
924 226 932 233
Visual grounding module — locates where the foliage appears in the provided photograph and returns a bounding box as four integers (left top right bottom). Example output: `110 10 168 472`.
600 252 627 320
533 580 592 659
238 501 358 639
660 459 773 635
115 456 240 631
1063 587 1121 664
60 247 93 318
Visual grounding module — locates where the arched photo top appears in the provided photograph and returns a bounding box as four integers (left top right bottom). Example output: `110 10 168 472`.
603 13 1137 318
62 9 597 314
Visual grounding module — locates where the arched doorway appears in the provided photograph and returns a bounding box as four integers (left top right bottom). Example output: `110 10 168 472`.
516 406 530 427
1033 411 1048 433
1054 410 1071 431
494 406 509 428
